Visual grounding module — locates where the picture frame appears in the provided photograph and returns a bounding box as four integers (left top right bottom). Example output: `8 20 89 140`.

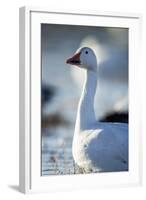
19 6 142 193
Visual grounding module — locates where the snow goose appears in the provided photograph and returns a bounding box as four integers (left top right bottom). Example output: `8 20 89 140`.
66 47 128 173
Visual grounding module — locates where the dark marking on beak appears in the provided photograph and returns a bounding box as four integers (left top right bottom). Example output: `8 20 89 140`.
66 52 81 65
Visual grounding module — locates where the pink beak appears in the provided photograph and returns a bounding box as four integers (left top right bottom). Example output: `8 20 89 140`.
66 52 81 65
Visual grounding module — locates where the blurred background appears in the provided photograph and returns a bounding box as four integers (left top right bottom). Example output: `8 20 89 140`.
41 24 128 176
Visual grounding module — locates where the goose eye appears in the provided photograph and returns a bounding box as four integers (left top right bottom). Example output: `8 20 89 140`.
85 51 88 54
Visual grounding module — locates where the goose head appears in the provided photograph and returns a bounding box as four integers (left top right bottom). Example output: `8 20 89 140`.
66 47 97 71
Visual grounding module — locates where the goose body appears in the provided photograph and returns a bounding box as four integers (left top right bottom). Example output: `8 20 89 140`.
66 47 128 173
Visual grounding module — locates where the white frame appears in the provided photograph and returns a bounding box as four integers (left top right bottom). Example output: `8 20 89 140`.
19 6 142 194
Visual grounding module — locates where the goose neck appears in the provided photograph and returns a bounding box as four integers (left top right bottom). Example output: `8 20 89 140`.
75 69 98 131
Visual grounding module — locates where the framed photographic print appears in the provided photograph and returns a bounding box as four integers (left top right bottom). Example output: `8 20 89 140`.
19 7 142 193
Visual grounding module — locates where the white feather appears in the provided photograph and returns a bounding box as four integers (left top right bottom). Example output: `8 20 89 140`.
69 47 128 172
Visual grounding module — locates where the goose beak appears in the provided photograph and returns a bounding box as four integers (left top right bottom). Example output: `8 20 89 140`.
66 52 81 65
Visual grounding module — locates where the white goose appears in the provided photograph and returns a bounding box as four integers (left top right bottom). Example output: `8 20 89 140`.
66 47 128 173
